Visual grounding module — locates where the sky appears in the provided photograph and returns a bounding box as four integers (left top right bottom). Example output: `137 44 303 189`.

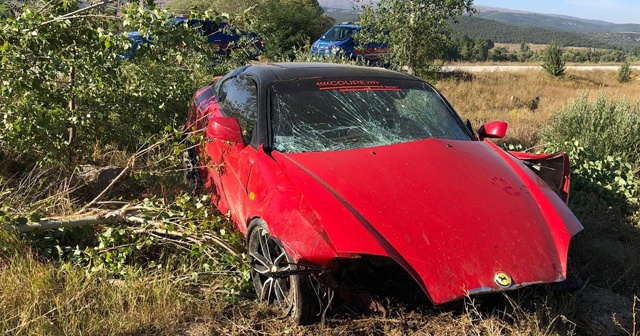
474 0 640 24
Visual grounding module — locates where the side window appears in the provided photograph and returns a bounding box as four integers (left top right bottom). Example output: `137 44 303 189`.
217 75 258 143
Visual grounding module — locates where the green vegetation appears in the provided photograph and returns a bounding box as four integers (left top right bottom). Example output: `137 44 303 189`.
542 43 566 77
165 0 257 16
542 92 640 166
166 0 334 60
248 0 334 59
0 3 222 164
358 0 474 78
451 16 612 49
475 10 640 34
618 58 633 83
542 94 640 298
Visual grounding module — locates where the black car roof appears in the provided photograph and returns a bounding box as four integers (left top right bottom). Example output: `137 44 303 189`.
242 62 421 83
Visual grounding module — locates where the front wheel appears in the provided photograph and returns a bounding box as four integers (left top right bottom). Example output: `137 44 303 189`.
247 219 321 324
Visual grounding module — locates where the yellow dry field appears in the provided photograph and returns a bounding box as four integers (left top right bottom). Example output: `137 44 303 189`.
434 69 640 147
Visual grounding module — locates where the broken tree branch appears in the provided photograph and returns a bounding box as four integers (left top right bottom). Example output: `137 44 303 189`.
24 1 111 33
3 204 239 258
5 211 123 233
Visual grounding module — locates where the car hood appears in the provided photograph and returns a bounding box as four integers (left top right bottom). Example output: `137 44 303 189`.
273 138 583 304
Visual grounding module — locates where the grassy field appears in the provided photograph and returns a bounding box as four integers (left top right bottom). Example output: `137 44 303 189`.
2 68 640 335
435 69 640 147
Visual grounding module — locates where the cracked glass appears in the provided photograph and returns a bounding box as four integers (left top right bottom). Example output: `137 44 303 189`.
270 78 471 153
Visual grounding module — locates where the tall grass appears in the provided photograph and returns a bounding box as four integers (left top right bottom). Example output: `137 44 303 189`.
0 230 222 335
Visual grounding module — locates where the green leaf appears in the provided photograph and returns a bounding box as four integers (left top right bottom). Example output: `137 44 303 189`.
29 212 41 223
14 217 27 226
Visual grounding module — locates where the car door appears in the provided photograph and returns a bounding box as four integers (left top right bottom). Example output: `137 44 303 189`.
208 74 259 230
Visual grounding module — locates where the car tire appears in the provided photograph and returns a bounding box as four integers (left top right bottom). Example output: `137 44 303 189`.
182 134 201 186
247 219 320 325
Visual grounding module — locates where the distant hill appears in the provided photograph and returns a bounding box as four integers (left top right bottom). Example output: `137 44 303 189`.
320 4 640 50
451 16 613 49
474 6 640 33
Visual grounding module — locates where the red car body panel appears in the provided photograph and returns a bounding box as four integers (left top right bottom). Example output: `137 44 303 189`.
270 139 581 304
186 64 583 306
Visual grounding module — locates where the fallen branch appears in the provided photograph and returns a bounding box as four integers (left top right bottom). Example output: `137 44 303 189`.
3 204 239 258
4 211 123 233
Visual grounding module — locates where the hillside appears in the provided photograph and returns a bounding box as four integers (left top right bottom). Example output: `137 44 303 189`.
474 5 640 33
451 16 615 49
320 4 640 50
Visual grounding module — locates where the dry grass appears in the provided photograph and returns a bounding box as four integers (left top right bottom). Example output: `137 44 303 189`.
0 231 225 336
435 69 640 147
2 226 636 335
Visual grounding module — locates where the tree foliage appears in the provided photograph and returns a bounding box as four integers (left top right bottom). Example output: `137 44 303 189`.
167 0 334 60
618 57 633 83
166 0 258 19
542 43 566 77
358 0 474 79
0 1 222 163
248 0 332 60
450 16 616 50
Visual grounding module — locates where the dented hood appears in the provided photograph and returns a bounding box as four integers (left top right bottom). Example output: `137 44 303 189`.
273 139 583 305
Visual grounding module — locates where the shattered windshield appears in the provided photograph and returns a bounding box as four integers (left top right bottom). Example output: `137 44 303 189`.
270 78 471 153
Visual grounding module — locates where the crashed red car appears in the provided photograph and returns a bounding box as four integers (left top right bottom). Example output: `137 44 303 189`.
183 63 583 324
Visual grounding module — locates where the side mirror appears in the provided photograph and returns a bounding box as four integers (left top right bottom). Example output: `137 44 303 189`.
207 116 244 144
478 121 508 141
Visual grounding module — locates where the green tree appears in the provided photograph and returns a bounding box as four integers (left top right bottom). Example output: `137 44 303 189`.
618 57 633 83
166 0 258 17
471 37 490 61
249 0 330 60
542 43 566 77
0 1 218 163
357 0 475 78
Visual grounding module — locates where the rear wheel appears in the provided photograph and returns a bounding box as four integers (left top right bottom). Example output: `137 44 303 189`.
247 219 320 324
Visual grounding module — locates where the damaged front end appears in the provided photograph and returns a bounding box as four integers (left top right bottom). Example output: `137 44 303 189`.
510 151 571 203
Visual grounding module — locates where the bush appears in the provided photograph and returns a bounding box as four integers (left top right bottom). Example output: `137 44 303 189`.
542 92 640 167
542 43 566 77
618 58 633 83
548 141 639 210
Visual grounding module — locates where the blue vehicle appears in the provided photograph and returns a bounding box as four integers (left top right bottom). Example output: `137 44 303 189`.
124 18 263 59
311 23 389 63
174 18 264 54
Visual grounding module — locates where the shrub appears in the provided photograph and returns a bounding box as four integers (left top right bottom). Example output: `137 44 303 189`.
542 92 640 167
547 141 639 211
618 58 633 83
542 43 566 77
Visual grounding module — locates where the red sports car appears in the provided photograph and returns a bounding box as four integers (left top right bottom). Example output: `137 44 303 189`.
183 63 583 324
